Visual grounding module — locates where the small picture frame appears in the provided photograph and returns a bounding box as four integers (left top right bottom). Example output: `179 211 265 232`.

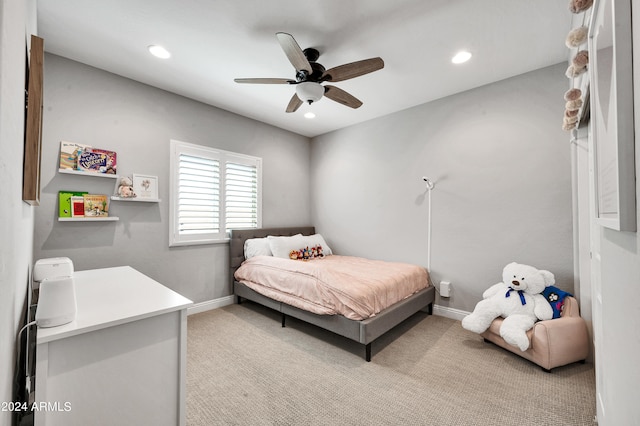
133 174 159 199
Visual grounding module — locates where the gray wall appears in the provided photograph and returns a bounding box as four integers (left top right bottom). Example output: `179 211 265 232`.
34 54 311 303
311 63 573 313
0 0 37 421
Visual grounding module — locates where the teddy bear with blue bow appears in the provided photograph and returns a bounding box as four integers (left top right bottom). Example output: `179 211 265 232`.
462 262 554 351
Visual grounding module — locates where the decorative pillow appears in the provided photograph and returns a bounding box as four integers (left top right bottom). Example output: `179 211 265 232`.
244 237 273 259
542 286 573 319
299 234 333 256
267 234 304 258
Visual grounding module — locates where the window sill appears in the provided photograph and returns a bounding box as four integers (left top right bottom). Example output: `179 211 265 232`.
169 238 230 248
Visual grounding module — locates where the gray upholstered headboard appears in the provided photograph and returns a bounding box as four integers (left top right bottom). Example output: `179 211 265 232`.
229 226 315 280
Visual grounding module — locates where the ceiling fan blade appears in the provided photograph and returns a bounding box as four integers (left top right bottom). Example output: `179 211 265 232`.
322 57 384 82
234 78 294 84
286 93 303 113
276 32 312 74
324 85 363 109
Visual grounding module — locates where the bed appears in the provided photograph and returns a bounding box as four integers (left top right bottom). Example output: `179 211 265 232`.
229 226 435 361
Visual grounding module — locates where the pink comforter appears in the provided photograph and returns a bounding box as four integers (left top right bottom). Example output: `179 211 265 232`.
234 255 430 320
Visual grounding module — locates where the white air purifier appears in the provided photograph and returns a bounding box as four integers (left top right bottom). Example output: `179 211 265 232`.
33 257 77 328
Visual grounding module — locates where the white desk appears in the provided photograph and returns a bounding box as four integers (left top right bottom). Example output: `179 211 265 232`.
35 266 193 426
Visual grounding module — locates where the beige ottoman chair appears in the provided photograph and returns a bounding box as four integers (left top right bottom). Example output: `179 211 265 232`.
481 296 590 371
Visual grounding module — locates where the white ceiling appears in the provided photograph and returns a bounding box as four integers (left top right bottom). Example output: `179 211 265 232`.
37 0 574 138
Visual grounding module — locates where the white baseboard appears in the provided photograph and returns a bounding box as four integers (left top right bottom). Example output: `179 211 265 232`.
432 304 470 322
187 295 235 316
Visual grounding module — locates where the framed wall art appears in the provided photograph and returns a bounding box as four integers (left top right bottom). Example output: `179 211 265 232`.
22 35 44 206
588 0 636 231
133 174 159 199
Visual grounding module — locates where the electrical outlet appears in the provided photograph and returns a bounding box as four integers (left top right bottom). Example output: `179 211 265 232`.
440 281 451 297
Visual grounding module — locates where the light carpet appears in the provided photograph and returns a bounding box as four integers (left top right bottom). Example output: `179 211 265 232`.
187 302 596 426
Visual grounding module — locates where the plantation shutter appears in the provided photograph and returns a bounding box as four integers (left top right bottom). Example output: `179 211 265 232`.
225 161 258 230
177 153 220 235
170 139 262 246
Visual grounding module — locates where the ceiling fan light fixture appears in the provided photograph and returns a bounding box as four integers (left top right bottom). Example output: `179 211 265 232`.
304 112 316 119
234 33 383 113
148 45 171 59
296 82 324 104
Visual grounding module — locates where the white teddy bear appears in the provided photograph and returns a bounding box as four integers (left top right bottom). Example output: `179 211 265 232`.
461 262 554 351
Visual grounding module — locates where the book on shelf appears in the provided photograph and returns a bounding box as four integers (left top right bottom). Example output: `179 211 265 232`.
59 191 88 217
83 194 109 217
59 141 118 174
77 148 117 174
59 141 90 170
71 196 86 218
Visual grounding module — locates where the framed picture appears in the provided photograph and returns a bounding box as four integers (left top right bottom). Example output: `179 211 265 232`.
588 0 636 231
133 174 159 199
22 35 44 206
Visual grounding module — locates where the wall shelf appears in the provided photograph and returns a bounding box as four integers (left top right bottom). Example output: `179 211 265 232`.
110 196 161 203
58 217 119 222
58 168 118 179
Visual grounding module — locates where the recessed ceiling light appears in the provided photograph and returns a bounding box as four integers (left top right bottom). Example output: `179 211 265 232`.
304 112 316 119
148 45 171 59
451 51 472 64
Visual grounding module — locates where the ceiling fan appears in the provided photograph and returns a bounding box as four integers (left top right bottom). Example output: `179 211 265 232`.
234 32 384 113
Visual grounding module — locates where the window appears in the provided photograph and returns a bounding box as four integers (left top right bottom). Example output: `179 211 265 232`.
170 140 262 246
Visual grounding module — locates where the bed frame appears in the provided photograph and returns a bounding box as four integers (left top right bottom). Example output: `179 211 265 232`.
229 226 435 361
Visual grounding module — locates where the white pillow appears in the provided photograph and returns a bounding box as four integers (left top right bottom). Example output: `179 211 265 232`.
267 234 304 259
244 237 273 259
300 234 333 256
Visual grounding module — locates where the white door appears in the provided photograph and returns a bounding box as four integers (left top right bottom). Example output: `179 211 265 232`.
573 123 604 424
586 124 606 423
